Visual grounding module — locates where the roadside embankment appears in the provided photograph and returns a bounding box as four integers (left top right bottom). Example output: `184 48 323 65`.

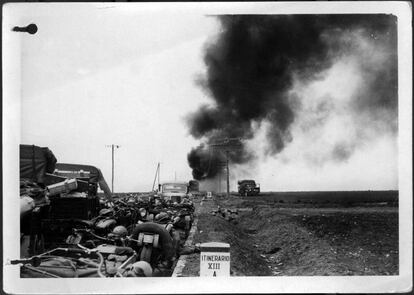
178 193 398 276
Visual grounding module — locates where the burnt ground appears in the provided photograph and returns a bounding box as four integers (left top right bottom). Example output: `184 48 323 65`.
181 193 398 276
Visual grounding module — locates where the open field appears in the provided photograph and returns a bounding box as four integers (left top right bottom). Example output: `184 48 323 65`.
110 190 398 204
235 190 398 205
180 191 398 276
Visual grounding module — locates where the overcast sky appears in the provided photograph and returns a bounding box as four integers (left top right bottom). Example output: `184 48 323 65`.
15 4 398 192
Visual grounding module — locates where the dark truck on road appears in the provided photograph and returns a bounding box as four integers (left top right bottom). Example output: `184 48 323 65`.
238 180 260 196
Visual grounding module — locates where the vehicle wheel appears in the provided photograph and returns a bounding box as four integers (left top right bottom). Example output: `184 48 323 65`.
140 246 152 263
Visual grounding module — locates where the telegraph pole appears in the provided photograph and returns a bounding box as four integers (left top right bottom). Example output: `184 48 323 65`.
106 144 120 193
152 162 160 191
218 169 221 193
226 150 230 196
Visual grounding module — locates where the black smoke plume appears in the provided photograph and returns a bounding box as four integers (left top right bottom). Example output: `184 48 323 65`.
187 14 397 180
187 144 224 180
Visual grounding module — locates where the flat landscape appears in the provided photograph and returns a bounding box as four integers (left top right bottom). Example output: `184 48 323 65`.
181 191 398 276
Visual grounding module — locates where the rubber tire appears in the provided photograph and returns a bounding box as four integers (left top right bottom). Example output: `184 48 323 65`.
130 223 175 261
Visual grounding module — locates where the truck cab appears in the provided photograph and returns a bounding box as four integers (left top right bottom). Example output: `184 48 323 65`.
158 182 190 203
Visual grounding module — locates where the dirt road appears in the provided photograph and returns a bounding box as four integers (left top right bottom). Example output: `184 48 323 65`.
180 193 398 276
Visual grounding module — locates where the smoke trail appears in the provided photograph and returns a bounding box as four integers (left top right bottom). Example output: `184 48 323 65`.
187 14 397 180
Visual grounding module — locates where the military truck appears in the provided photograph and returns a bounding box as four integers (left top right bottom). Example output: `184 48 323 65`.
158 182 190 203
188 179 205 198
237 179 260 196
188 180 199 193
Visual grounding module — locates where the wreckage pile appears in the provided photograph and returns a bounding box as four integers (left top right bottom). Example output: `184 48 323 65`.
17 145 196 278
19 195 195 277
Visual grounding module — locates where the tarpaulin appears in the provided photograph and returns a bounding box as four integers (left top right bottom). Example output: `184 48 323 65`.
20 145 57 184
20 257 100 278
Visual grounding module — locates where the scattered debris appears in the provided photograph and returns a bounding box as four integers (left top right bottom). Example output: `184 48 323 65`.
210 206 239 223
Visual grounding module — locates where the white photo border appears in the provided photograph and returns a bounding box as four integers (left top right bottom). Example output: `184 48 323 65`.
2 1 412 294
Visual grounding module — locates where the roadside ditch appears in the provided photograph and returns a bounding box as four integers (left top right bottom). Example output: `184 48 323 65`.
176 195 398 276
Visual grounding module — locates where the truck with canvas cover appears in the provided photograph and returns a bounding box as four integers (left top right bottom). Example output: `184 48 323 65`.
188 179 204 197
188 180 199 193
238 179 260 196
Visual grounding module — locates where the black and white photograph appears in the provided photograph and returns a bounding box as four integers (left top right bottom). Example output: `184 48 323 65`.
2 2 412 294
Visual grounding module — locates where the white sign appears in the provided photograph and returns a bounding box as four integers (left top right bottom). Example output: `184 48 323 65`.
200 242 230 276
206 191 212 198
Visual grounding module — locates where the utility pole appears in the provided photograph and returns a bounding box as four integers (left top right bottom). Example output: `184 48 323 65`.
218 169 221 193
218 162 226 194
226 150 230 196
209 138 242 198
106 144 120 193
152 162 160 191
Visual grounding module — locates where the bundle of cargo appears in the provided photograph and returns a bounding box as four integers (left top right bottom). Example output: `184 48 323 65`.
19 145 57 218
20 178 50 257
20 179 48 217
44 179 99 221
45 163 112 201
